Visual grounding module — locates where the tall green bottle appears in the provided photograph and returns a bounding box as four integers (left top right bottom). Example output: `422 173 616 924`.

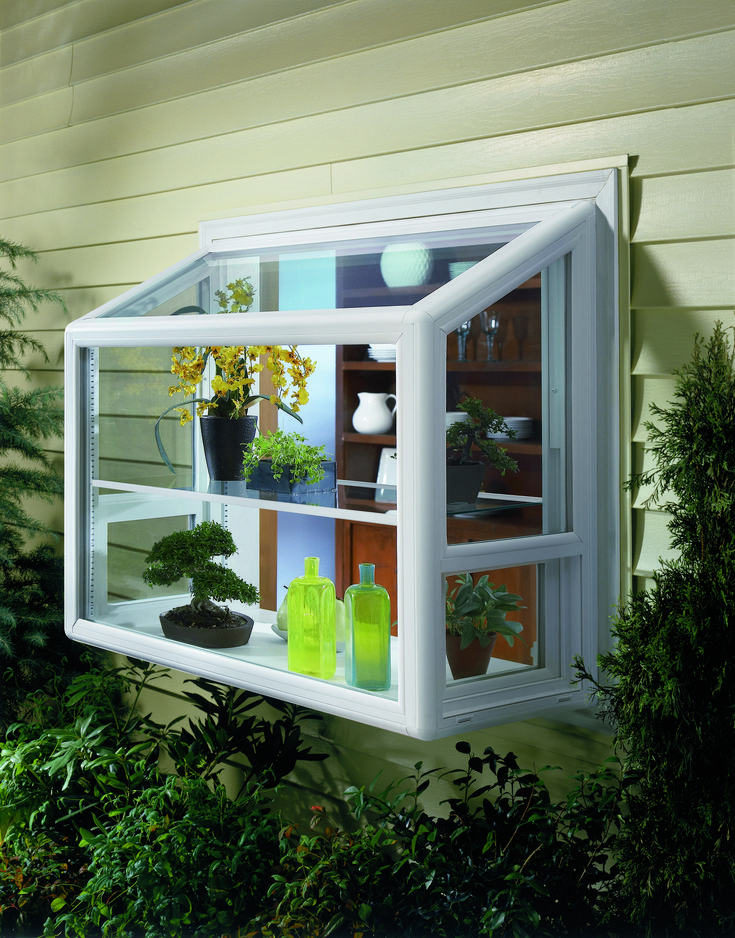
345 562 391 690
287 557 336 679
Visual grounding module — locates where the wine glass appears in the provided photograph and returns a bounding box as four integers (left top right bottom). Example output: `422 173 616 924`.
495 316 508 361
455 320 472 361
479 310 500 361
512 315 529 361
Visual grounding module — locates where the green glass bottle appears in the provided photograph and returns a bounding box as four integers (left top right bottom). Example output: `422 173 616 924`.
287 557 336 679
345 562 391 691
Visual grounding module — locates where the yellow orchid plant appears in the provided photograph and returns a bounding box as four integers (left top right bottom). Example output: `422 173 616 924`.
155 278 316 472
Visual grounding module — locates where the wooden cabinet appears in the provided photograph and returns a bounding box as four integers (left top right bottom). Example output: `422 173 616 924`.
335 277 542 664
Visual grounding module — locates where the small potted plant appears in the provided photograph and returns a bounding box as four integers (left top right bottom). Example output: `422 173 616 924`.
154 278 316 480
242 429 335 495
446 396 518 507
445 572 524 679
143 520 259 648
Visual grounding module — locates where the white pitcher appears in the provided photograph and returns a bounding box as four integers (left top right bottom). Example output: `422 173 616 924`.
352 392 397 434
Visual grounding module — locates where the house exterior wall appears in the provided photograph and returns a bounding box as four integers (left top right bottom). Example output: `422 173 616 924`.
2 0 733 807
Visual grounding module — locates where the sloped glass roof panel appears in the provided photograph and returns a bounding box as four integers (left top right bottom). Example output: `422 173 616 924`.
89 225 522 321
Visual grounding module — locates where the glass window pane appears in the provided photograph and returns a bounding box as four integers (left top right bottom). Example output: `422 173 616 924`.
444 564 540 687
445 260 569 543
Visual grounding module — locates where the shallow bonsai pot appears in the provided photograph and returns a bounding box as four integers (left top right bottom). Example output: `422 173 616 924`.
160 610 254 648
248 459 337 495
446 462 486 509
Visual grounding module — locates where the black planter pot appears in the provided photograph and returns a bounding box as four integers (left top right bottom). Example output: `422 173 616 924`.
248 459 337 495
446 462 486 508
160 610 254 649
200 415 257 481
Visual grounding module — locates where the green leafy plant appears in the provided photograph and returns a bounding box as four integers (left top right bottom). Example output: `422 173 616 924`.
445 572 524 649
260 742 623 938
59 775 282 938
242 429 331 486
446 396 519 474
575 320 735 936
0 658 328 937
0 237 93 735
165 678 328 793
143 520 259 625
0 237 65 561
0 832 91 937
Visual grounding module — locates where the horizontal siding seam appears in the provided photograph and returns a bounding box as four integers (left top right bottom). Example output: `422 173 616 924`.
631 161 735 181
63 33 735 125
630 305 735 312
632 234 735 246
59 90 735 157
24 88 732 171
0 0 204 65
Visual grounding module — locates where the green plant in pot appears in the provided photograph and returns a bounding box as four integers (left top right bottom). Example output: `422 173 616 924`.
446 396 518 507
445 572 523 679
154 277 316 480
242 429 335 494
143 520 259 648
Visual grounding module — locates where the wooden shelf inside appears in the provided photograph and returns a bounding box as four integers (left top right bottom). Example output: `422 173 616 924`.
342 359 542 372
447 360 541 372
341 432 396 446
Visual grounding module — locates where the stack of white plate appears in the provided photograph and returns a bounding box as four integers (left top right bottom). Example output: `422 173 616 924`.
368 344 397 362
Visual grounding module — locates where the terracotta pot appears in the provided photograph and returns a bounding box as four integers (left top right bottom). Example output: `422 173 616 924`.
445 631 497 679
446 462 485 508
200 415 257 481
160 610 254 649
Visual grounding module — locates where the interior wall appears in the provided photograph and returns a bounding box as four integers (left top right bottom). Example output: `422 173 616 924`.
2 0 733 811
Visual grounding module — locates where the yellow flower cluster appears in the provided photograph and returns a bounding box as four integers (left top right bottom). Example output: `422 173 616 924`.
166 278 315 423
169 344 314 422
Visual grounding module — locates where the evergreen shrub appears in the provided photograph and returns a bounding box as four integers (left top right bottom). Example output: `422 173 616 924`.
576 321 735 936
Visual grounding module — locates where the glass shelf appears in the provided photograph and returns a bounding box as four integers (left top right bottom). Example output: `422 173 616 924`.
92 477 400 525
76 601 401 704
447 494 542 517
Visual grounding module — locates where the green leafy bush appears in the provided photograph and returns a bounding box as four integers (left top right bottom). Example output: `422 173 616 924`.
0 237 94 733
59 775 281 938
576 321 735 936
0 659 327 937
258 742 623 938
0 833 90 936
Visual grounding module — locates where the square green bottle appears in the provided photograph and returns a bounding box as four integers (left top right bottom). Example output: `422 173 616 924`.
345 562 391 691
287 556 336 679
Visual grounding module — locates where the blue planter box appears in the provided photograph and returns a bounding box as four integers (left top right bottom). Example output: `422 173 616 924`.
247 459 337 495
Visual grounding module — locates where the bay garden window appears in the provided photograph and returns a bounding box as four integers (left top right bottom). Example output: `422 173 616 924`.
65 168 620 739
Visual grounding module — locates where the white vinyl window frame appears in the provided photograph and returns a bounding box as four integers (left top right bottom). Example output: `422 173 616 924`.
65 167 621 739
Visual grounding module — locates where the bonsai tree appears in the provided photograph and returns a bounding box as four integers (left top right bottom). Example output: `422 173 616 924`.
445 573 524 649
0 237 94 732
446 396 518 474
143 520 259 626
242 429 331 486
575 321 735 936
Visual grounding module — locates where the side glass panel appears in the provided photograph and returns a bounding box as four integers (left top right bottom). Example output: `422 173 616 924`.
446 260 568 543
87 333 402 698
444 563 540 686
107 515 191 604
97 347 194 488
